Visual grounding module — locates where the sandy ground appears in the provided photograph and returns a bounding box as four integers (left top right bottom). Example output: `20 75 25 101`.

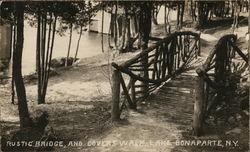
0 17 249 152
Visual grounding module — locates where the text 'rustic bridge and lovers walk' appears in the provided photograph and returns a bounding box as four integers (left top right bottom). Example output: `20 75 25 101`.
110 31 248 136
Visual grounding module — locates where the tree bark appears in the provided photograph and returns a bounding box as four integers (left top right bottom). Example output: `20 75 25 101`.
37 13 57 104
114 3 118 49
43 15 57 101
13 2 33 128
41 13 53 103
248 3 250 98
139 2 152 99
184 0 192 21
74 25 82 63
65 22 73 67
180 2 185 28
177 3 180 28
152 6 159 25
120 4 132 53
124 17 131 52
11 24 16 104
36 10 42 104
164 4 167 33
101 8 104 53
41 12 47 86
197 2 208 28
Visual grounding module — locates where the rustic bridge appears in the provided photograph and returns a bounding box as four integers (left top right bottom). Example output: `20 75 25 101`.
110 31 248 136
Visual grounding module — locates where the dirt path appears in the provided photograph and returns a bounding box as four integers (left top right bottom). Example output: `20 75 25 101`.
84 70 197 152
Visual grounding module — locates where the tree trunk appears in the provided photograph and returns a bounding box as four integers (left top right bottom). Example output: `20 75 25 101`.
248 3 250 97
177 3 180 29
118 16 126 53
152 6 159 25
74 25 83 63
232 1 240 32
41 13 53 103
43 15 57 101
197 2 208 28
184 0 192 21
65 22 73 67
37 13 57 104
121 4 133 53
164 4 167 33
139 2 152 99
36 10 42 104
38 12 47 104
114 3 118 48
11 24 16 104
134 14 138 35
110 14 115 38
180 2 185 28
41 12 47 87
124 18 131 52
101 8 104 53
13 2 33 128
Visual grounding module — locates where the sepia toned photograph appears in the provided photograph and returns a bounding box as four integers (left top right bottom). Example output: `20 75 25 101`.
0 0 249 151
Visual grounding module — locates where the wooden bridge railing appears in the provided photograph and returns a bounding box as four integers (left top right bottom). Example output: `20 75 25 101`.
111 31 201 121
193 34 248 136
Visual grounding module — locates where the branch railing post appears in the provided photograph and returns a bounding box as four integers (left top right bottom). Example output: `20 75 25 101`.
198 32 201 56
140 52 149 99
131 78 137 109
193 75 205 136
111 69 121 122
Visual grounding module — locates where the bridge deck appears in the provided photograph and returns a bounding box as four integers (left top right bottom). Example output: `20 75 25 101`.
144 70 196 126
91 68 198 152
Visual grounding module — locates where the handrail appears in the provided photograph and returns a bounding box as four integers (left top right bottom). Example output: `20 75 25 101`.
111 31 200 122
196 34 237 73
116 31 200 68
193 34 248 136
112 62 185 84
229 41 248 63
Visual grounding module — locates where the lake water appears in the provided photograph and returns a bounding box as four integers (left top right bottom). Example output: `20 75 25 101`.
14 8 177 75
22 24 108 75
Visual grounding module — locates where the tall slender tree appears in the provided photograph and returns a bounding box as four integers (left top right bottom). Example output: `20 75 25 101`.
13 2 33 127
26 1 59 104
138 2 152 98
61 3 79 67
248 2 250 72
74 1 94 62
